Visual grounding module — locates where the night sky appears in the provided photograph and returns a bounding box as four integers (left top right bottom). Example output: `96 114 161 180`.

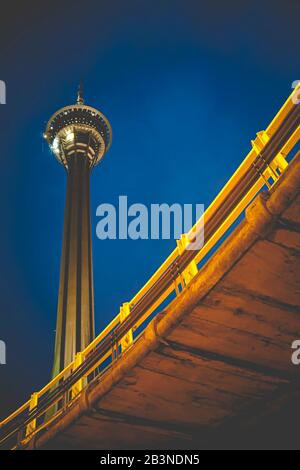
0 0 299 419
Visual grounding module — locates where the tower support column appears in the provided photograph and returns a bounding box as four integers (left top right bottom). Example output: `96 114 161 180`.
52 155 95 377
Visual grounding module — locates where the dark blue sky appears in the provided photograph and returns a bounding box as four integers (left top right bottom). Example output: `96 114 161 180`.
0 0 299 417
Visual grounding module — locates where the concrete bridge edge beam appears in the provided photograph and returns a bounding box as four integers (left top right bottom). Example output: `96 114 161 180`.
155 156 300 342
26 156 300 450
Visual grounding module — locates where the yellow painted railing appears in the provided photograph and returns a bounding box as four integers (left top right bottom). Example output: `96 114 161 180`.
0 83 299 449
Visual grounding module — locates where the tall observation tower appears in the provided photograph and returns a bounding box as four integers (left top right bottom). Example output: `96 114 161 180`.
44 86 112 377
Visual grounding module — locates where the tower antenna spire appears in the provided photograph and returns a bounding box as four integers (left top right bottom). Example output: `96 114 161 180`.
77 81 84 105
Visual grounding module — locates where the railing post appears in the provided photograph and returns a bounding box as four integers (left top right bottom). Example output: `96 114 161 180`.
120 302 133 354
17 427 24 446
71 352 83 399
25 392 38 437
177 234 198 287
251 131 288 187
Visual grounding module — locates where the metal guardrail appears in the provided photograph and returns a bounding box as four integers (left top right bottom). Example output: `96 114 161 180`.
0 84 299 449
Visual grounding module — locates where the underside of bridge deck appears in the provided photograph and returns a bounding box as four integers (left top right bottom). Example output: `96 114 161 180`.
29 156 300 450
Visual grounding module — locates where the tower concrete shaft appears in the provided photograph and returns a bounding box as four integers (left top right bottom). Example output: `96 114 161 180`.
52 155 94 377
45 91 112 377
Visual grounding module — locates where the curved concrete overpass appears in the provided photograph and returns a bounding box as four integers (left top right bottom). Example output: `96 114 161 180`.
24 155 300 450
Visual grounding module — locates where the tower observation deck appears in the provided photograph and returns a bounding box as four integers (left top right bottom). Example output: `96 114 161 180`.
44 87 112 377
